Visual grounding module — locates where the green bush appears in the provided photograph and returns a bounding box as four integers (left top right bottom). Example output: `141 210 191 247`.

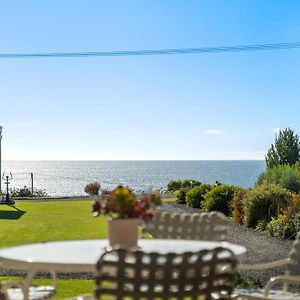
232 189 249 225
266 218 286 238
167 180 201 193
243 183 291 228
184 180 201 189
176 189 188 204
167 180 182 192
256 165 300 193
265 127 300 168
202 184 239 215
186 184 212 208
267 194 300 239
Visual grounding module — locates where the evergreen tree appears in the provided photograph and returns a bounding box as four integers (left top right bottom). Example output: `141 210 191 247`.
266 128 300 168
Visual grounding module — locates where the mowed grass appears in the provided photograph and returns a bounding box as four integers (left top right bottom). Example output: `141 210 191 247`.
0 277 94 299
0 199 175 298
0 200 108 247
0 200 107 298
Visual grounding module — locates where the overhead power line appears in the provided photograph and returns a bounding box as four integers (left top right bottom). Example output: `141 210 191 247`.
1 42 300 59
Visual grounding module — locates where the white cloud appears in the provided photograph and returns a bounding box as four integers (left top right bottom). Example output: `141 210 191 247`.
205 129 227 135
271 128 280 134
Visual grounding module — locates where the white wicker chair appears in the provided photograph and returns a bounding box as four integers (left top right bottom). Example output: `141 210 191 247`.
72 245 238 300
95 246 237 299
142 210 228 241
235 232 300 299
0 269 56 300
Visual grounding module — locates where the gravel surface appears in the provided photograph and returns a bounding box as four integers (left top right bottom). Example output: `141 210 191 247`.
0 202 295 287
162 202 294 287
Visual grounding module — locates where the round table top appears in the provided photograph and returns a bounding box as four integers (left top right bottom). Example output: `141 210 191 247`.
0 239 246 272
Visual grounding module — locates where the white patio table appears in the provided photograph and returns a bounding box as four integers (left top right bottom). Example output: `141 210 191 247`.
0 239 246 273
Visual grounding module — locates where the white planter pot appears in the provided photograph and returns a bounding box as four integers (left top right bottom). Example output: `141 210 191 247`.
108 218 138 248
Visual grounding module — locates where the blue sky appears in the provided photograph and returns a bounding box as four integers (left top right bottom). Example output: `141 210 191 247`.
1 1 300 160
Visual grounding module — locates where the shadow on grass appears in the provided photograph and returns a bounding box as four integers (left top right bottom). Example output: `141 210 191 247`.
0 206 26 220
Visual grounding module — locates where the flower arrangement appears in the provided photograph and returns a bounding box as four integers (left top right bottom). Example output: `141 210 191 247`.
92 185 162 221
84 181 101 196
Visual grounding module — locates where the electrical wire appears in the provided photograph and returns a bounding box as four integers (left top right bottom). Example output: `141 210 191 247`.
1 42 300 59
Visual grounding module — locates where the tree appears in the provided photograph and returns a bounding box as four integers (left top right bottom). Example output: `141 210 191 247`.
266 128 300 168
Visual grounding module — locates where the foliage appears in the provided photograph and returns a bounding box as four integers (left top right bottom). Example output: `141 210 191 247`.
181 180 201 189
186 184 212 208
202 184 239 215
266 128 300 168
243 183 291 228
92 186 162 220
10 186 48 198
166 179 201 193
255 220 269 231
232 189 249 225
256 165 300 193
84 181 101 196
167 180 182 192
176 189 188 204
234 273 254 289
267 194 300 239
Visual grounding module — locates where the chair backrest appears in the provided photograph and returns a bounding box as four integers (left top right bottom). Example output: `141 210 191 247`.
95 246 237 300
287 232 300 276
143 211 228 241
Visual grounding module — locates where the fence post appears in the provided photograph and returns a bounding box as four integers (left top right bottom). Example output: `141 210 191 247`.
31 173 34 195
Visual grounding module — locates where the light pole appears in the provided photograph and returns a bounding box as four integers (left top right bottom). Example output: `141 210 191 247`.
0 126 2 195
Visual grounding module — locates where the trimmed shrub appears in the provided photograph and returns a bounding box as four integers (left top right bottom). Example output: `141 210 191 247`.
243 183 291 228
167 179 201 193
256 165 300 193
232 189 249 225
84 181 101 196
186 184 212 208
177 189 188 204
167 180 182 193
202 184 240 215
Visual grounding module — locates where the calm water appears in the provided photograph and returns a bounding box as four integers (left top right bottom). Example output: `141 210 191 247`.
2 160 265 196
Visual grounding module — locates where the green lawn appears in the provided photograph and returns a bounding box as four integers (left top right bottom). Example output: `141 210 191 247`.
0 200 107 298
0 199 175 299
0 277 94 299
0 201 108 247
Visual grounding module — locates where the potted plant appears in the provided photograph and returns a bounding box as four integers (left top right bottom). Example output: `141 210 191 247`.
92 185 162 247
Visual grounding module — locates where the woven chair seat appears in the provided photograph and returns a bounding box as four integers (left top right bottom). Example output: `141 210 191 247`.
2 286 55 300
235 288 300 300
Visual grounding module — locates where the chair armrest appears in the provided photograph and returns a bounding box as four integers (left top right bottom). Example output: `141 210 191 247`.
238 258 289 271
264 275 300 297
24 268 57 288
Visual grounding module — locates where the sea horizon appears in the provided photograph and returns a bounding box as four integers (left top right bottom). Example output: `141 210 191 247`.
1 160 266 197
3 159 265 162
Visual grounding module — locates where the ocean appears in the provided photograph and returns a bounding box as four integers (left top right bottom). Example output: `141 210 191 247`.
1 160 265 197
